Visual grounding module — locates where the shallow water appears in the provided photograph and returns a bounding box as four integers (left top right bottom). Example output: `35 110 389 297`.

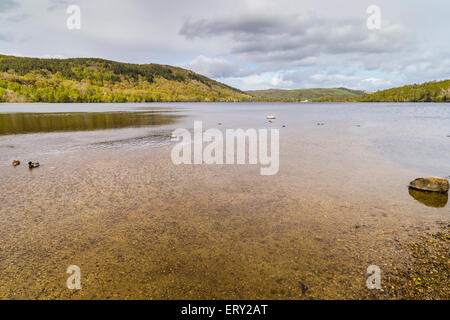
0 102 448 299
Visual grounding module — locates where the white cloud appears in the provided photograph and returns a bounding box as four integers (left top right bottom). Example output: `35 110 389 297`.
185 55 238 78
270 75 294 88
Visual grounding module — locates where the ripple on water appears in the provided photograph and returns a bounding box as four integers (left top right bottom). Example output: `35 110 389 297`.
87 131 174 150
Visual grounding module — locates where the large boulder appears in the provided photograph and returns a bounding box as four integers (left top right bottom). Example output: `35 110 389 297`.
409 177 449 193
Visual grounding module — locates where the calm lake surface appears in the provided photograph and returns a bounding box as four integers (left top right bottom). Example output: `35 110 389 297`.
0 102 449 299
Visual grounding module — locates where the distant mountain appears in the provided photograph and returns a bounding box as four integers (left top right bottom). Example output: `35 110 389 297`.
0 55 252 103
247 87 365 101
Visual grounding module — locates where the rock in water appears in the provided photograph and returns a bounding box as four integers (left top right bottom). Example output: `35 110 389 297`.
409 177 449 193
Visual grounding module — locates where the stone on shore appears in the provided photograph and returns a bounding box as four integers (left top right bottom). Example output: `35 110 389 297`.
409 177 449 193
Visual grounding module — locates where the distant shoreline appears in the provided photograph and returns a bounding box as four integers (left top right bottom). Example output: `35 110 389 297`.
1 101 449 105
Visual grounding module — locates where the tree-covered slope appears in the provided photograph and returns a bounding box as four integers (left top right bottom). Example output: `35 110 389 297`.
247 87 365 101
314 80 450 102
357 80 450 102
0 55 252 103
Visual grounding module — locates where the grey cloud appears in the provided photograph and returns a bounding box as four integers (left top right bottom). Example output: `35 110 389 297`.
6 13 30 23
0 0 20 43
47 0 78 11
0 0 19 13
180 14 297 39
180 13 413 74
0 33 14 42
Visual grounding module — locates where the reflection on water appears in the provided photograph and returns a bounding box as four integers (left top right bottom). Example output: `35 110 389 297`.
408 188 448 208
0 111 182 135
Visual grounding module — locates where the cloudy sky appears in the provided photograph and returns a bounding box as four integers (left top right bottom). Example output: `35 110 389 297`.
0 0 449 91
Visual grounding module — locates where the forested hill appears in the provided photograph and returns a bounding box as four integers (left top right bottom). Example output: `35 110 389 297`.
357 80 450 102
247 87 365 101
0 55 252 102
315 80 450 102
